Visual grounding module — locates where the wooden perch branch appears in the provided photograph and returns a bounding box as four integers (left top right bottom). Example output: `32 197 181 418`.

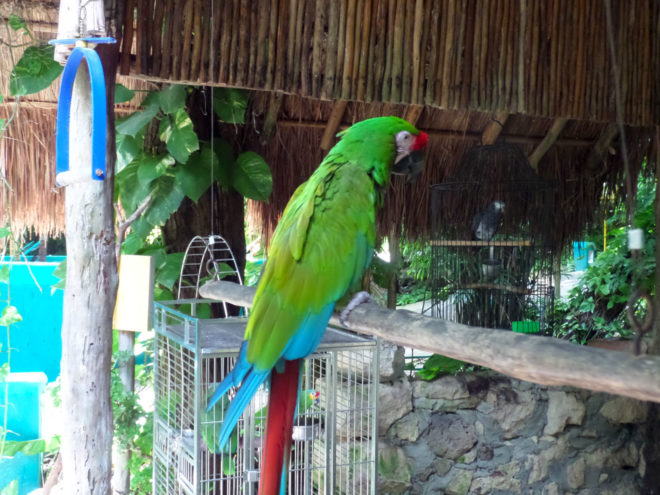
200 280 660 404
481 111 509 145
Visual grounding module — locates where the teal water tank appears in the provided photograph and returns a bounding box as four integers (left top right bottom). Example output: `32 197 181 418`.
0 257 65 382
0 372 47 495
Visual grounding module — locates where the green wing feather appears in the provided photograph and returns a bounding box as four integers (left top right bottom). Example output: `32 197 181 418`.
245 157 376 370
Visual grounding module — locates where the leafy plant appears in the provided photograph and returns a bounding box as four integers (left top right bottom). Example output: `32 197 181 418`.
553 168 656 343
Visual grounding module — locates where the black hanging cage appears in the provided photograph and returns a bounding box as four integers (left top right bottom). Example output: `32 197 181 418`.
430 144 556 334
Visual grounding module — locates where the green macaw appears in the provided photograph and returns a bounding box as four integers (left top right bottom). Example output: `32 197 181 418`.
207 116 428 494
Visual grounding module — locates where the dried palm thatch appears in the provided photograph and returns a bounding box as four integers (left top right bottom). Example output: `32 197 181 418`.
244 95 655 252
122 0 660 126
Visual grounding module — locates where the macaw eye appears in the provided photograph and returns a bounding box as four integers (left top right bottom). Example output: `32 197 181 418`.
395 130 412 146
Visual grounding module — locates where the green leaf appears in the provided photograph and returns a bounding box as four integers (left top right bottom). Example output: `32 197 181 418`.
156 252 185 291
3 436 60 457
121 232 144 254
8 14 28 34
232 152 272 201
213 138 234 188
212 88 247 124
0 480 18 495
116 104 159 137
114 84 135 104
159 109 199 164
0 227 10 239
0 363 9 382
173 144 219 202
50 259 66 294
130 175 185 239
0 266 9 284
115 134 141 174
10 44 63 96
157 85 187 114
137 154 174 187
0 306 22 326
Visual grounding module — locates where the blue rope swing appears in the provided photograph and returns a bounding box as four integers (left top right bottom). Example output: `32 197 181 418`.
50 37 115 186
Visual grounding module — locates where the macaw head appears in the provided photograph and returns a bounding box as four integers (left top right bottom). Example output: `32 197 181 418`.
333 116 429 187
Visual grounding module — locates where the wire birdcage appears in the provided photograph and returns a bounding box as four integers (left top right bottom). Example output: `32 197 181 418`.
429 145 556 334
153 300 379 495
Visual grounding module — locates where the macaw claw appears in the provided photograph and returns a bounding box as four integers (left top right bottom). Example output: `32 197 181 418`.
339 291 374 327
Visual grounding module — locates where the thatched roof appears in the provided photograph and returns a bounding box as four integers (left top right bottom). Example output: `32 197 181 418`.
0 0 151 238
121 0 660 126
241 95 654 250
0 0 657 248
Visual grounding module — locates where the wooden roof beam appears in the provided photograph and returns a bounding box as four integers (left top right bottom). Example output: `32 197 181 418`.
528 117 569 170
320 100 348 151
481 111 510 145
201 280 660 404
585 123 619 173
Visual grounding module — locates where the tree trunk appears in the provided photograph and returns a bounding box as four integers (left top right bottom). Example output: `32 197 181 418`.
111 331 135 495
59 42 119 494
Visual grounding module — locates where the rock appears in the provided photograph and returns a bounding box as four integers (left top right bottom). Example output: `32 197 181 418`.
461 446 477 464
599 396 648 424
433 458 453 477
378 379 413 435
413 376 479 411
599 473 608 483
379 341 405 382
377 443 411 495
544 391 586 436
527 436 569 483
489 387 537 439
469 461 521 494
393 412 421 442
541 482 559 495
426 414 477 460
566 457 586 489
478 445 494 461
445 468 473 495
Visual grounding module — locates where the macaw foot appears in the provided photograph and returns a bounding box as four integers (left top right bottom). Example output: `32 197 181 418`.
339 291 373 327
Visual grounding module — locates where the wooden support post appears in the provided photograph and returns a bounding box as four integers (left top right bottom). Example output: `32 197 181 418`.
320 100 348 151
200 280 660 404
585 123 619 173
261 91 283 144
481 111 509 145
56 2 119 493
528 117 568 170
387 225 399 310
404 104 424 126
653 125 660 356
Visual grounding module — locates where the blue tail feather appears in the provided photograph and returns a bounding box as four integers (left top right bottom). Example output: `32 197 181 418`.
282 303 334 360
218 368 269 449
207 342 250 412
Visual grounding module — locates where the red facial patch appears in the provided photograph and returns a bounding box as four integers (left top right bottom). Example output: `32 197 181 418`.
412 131 428 150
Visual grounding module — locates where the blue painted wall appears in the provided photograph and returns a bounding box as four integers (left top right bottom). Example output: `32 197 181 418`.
0 257 65 382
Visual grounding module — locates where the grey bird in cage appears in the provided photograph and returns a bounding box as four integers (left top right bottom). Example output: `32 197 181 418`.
472 200 505 241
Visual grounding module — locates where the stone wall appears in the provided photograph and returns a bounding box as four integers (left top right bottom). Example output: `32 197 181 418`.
377 369 649 494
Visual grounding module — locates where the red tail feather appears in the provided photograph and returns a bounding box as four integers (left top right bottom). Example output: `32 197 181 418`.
258 359 301 495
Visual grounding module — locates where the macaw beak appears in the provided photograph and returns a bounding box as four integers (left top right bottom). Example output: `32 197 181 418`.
393 148 426 183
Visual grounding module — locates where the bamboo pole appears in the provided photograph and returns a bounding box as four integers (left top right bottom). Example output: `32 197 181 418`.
340 0 357 99
424 0 439 105
233 0 249 86
400 0 413 103
274 0 288 91
119 0 134 75
190 0 203 81
381 0 395 101
390 0 404 102
311 0 325 95
440 0 456 108
199 280 660 405
356 0 372 101
481 111 509 145
410 0 423 105
151 0 165 77
180 0 196 80
323 0 339 98
517 0 526 113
